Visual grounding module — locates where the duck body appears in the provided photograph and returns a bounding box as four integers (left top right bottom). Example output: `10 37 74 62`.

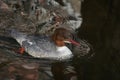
10 29 73 60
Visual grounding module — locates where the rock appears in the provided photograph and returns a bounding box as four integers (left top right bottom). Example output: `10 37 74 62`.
0 0 9 10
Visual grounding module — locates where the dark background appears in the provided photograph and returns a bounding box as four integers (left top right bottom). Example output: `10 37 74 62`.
76 0 120 80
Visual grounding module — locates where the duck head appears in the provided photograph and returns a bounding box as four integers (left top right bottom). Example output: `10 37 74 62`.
52 28 80 47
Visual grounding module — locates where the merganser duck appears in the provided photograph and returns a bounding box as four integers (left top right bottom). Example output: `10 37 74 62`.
9 28 80 60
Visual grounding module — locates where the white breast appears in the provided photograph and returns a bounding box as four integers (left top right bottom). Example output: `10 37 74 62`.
56 46 73 59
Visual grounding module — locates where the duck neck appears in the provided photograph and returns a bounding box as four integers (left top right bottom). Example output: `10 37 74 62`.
54 40 66 47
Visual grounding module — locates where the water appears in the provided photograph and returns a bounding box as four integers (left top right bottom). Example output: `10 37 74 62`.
0 36 81 80
0 30 94 80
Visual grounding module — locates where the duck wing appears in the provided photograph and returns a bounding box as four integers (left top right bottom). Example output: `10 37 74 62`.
22 35 57 58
